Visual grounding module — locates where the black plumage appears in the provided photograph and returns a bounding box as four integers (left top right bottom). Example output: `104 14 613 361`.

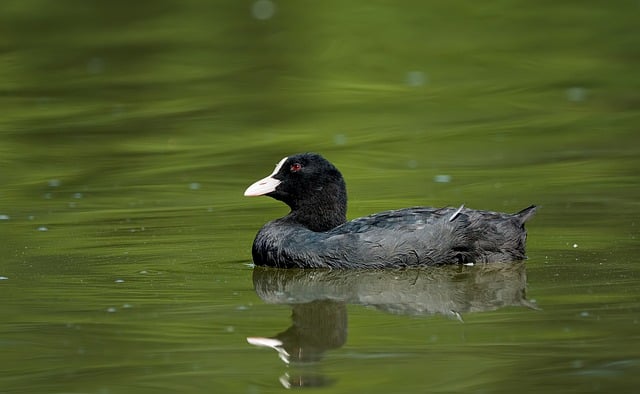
244 153 536 269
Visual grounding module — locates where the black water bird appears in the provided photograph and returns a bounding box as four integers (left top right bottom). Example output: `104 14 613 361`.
244 153 536 268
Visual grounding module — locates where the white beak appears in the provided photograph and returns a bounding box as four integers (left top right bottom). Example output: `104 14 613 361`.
244 157 287 197
247 336 290 364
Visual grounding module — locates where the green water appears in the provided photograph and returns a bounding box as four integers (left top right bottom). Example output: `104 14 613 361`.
1 1 639 393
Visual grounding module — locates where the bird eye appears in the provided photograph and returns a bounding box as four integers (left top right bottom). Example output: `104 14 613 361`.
290 163 302 172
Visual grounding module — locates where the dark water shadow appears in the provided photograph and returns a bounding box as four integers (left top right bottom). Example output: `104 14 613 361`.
247 262 537 389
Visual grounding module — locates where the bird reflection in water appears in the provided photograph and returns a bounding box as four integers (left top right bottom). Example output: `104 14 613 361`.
247 261 537 389
247 300 344 388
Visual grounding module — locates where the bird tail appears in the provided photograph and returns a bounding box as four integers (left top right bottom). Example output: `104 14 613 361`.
514 205 538 224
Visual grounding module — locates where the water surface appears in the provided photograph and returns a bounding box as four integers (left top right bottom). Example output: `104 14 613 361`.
1 1 639 393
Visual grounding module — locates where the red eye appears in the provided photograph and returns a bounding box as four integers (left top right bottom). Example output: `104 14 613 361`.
290 163 302 172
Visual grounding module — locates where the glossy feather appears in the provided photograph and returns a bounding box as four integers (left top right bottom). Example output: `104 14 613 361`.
246 153 537 268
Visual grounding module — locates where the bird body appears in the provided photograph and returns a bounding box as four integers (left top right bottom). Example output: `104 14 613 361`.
245 153 536 269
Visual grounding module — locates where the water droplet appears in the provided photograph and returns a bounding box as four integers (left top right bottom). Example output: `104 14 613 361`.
573 243 578 248
37 226 49 232
106 307 117 313
73 192 83 199
251 0 276 20
0 276 8 280
189 182 201 190
566 87 587 102
434 174 451 183
115 279 125 283
333 134 347 145
48 179 61 187
406 71 428 87
0 214 9 220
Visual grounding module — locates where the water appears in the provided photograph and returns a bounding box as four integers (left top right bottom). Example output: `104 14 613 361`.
1 1 639 393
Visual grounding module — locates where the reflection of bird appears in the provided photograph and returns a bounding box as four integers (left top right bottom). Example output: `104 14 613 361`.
246 301 345 387
246 337 290 364
247 300 347 364
245 153 537 268
252 262 535 317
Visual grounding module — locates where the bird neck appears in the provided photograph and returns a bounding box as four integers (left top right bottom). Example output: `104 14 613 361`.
286 187 347 232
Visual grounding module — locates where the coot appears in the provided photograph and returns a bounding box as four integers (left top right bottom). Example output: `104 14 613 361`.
244 153 536 269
